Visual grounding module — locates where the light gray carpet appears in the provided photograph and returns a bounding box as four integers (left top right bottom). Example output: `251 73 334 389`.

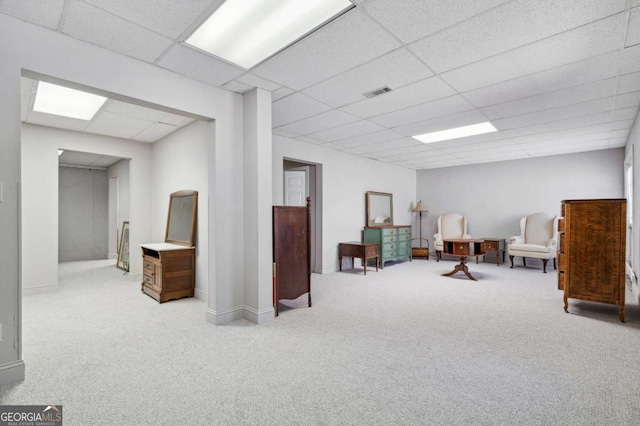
1 258 640 425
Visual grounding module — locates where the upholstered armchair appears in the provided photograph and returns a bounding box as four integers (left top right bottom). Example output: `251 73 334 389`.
508 212 558 273
434 213 470 261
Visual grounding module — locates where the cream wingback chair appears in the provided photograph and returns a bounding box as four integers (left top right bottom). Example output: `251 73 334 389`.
434 213 470 261
508 212 558 273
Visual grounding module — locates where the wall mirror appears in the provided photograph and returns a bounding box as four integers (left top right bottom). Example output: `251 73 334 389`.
366 191 393 227
165 190 198 246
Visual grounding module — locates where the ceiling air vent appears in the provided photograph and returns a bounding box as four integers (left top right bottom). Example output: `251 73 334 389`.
363 86 393 98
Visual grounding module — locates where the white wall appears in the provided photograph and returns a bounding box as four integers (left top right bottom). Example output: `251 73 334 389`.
273 135 417 273
21 124 152 293
107 159 130 259
58 167 109 261
416 149 624 243
626 116 640 302
151 120 210 300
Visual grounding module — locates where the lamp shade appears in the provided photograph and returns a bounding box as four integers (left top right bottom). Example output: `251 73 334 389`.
413 201 428 212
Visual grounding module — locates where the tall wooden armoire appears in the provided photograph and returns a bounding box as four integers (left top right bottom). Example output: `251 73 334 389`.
557 199 626 322
273 197 311 316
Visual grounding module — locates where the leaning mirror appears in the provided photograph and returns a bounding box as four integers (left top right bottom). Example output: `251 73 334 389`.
165 190 198 246
366 191 393 227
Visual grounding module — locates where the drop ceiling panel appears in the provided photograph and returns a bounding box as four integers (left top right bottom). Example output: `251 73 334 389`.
133 122 178 142
322 129 404 149
463 51 622 107
306 120 385 143
159 113 195 127
411 0 625 73
503 112 614 138
492 97 614 131
272 93 333 127
221 80 253 94
272 87 295 101
618 71 640 94
350 138 423 155
276 110 361 136
363 0 509 43
0 0 64 30
82 0 220 38
369 143 441 159
62 1 173 63
369 95 475 128
301 48 433 108
613 106 639 121
251 9 401 90
59 150 102 166
90 155 125 167
441 14 625 93
626 7 640 47
158 44 245 86
340 77 455 118
511 120 634 144
234 73 281 91
86 111 154 139
620 44 640 74
480 78 618 120
103 100 167 122
26 111 91 132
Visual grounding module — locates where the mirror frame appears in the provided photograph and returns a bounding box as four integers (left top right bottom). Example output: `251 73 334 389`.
165 190 198 246
365 191 394 227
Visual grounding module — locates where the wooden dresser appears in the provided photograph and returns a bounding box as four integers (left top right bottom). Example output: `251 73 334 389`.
141 243 195 303
364 225 411 268
557 199 626 322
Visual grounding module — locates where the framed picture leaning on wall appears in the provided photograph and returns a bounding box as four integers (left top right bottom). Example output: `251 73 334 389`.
117 221 130 272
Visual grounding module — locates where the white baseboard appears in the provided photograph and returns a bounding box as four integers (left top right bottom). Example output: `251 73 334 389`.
194 288 207 301
243 305 275 324
108 253 118 259
206 307 244 325
22 283 59 296
0 360 25 386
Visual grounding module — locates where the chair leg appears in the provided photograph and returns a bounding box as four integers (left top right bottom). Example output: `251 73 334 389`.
523 257 527 267
553 258 557 270
436 250 441 262
509 255 514 269
542 259 548 273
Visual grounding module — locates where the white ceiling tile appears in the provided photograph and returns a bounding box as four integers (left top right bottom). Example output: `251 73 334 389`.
272 87 295 101
627 7 640 47
609 138 627 147
632 0 640 7
86 110 154 139
411 0 625 73
441 14 625 93
392 109 489 137
252 9 401 90
517 132 610 149
522 141 610 156
493 97 614 131
102 100 167 121
158 113 195 127
158 44 245 86
463 152 530 164
463 51 622 107
26 110 91 132
272 93 332 127
273 128 299 139
615 91 640 109
323 129 404 149
276 110 361 136
90 155 125 167
369 95 474 128
62 1 174 63
480 78 618 120
133 122 178 142
620 44 640 74
610 129 631 138
0 0 64 29
503 112 613 138
510 120 634 144
370 143 441 159
363 0 509 43
613 106 638 121
221 80 253 94
59 151 102 166
347 138 422 155
339 77 455 118
618 71 640 94
82 0 220 38
235 73 281 91
302 48 432 108
307 120 385 143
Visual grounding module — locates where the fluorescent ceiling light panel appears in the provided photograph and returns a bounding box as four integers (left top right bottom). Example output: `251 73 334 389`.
185 0 353 69
33 82 107 120
412 122 498 144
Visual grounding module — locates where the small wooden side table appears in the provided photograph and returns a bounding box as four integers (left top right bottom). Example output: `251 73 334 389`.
476 238 506 266
338 241 379 275
442 239 485 281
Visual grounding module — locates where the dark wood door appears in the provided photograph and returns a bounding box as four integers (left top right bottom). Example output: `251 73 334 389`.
273 198 311 316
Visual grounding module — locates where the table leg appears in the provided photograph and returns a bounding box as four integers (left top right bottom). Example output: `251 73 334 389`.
339 255 342 271
376 256 379 272
442 257 478 281
363 256 367 275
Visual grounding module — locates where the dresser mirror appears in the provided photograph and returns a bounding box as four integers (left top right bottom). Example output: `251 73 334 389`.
366 191 393 227
165 190 198 246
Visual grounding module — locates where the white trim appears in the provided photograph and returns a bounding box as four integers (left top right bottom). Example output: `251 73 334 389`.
243 305 275 324
0 360 25 386
22 283 59 296
194 288 207 301
206 307 244 325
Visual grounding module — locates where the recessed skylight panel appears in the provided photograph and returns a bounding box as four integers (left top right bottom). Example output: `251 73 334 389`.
33 82 107 120
185 0 353 69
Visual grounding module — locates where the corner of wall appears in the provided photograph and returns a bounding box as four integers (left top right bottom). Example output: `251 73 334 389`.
0 360 25 386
